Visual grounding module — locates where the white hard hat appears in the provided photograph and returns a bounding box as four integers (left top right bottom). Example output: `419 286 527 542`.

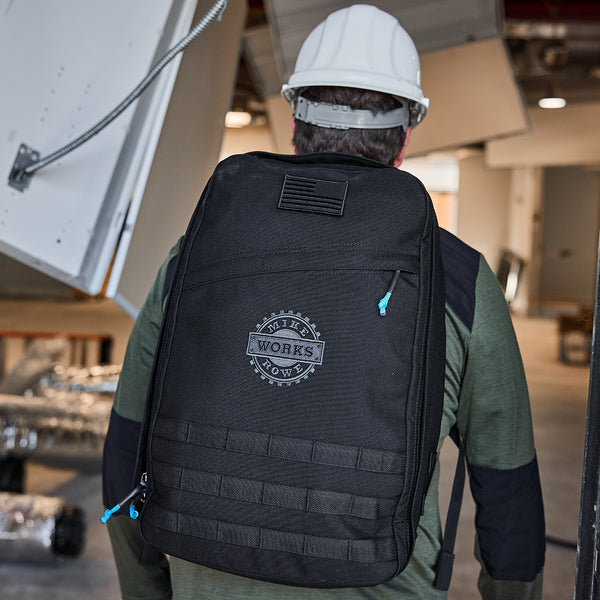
281 4 429 129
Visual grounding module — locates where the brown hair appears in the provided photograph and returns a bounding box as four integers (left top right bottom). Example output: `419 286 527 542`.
292 86 406 165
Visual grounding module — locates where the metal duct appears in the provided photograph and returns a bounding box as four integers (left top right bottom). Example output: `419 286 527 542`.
0 338 67 396
41 364 121 395
0 492 85 561
0 392 111 461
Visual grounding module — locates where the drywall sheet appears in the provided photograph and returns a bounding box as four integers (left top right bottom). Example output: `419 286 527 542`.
0 0 197 294
109 0 247 317
262 2 526 157
485 102 600 168
406 38 529 156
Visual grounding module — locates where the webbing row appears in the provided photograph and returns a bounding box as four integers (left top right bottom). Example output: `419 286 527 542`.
153 460 397 520
154 417 405 475
145 502 397 563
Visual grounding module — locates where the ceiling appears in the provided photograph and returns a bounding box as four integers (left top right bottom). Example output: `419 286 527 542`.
235 1 600 129
504 0 600 106
264 0 503 82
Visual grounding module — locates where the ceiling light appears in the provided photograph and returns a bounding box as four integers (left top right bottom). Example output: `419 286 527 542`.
538 82 566 109
225 111 252 128
538 96 567 109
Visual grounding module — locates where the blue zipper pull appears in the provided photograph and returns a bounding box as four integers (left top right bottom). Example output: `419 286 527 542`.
100 473 146 523
100 504 121 523
378 270 401 316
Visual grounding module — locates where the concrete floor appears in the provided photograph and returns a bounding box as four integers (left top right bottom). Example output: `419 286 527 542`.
0 299 590 599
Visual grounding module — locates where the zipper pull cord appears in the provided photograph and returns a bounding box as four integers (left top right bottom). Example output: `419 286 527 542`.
129 472 148 520
378 270 401 316
100 475 146 524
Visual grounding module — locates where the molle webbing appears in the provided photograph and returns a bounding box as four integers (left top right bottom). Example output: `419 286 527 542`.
144 502 397 563
152 460 397 520
154 417 405 475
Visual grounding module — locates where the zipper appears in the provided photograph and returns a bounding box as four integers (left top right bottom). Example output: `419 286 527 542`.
188 266 407 317
406 230 439 553
100 472 147 523
378 270 402 316
183 249 418 296
131 181 211 500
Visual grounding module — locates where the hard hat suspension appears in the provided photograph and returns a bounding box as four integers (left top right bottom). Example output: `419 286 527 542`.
294 96 409 131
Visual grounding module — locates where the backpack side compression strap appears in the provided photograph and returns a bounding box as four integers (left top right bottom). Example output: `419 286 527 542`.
433 426 466 590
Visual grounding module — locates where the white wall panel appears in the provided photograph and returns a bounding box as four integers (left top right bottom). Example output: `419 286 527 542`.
109 0 247 316
455 150 511 271
486 102 600 168
0 0 197 293
407 39 529 157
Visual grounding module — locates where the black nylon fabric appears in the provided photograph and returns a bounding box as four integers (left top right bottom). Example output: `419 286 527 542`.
151 459 396 519
439 229 479 331
102 409 141 511
137 152 446 588
153 417 406 474
469 457 545 581
144 501 396 562
150 436 404 500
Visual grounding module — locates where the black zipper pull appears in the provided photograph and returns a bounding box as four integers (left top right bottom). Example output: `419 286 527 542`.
129 473 148 519
378 270 401 316
100 472 147 523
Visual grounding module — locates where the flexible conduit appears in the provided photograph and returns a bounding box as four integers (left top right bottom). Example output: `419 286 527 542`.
19 0 228 178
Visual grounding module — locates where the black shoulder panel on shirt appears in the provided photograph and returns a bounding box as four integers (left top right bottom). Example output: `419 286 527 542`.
439 229 480 331
102 409 142 511
469 456 546 581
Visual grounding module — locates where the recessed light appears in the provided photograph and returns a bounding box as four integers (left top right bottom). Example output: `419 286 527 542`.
225 111 252 128
538 97 567 109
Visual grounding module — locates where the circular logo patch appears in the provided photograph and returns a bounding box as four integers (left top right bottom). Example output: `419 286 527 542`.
246 310 325 386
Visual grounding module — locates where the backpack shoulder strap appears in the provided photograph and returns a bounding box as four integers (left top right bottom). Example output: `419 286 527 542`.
433 425 466 591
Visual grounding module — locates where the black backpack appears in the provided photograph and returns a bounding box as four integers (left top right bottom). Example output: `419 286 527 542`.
133 151 452 588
